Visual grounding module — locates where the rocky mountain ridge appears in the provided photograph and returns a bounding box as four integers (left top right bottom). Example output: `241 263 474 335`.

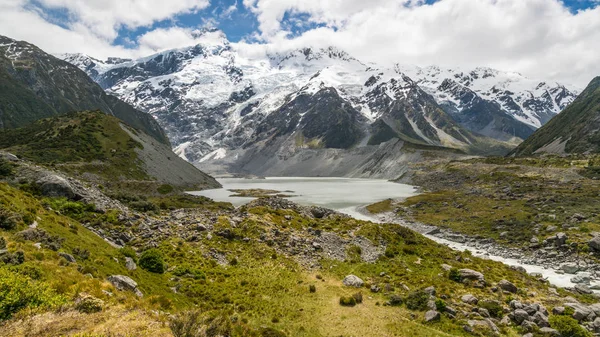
60 30 578 176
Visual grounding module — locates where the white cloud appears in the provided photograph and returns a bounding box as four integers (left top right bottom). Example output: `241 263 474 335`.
242 0 600 87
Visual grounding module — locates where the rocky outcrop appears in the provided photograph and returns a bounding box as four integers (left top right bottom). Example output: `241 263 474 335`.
107 275 143 298
343 275 364 288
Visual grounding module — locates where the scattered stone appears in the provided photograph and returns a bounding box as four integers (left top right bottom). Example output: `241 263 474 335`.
575 284 593 295
423 286 436 296
521 320 538 333
125 257 137 271
589 236 600 252
561 263 580 274
424 310 440 322
75 293 104 313
539 327 560 336
459 269 485 282
571 273 591 285
461 294 479 305
565 303 594 321
498 280 518 293
59 252 76 263
370 285 381 293
552 307 565 315
441 264 453 271
342 275 364 288
107 275 143 297
513 309 529 324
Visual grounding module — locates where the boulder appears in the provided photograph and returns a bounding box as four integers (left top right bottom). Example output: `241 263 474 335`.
532 312 549 327
571 273 591 285
521 320 538 333
125 257 137 271
552 306 565 315
461 294 479 305
107 275 143 297
561 263 580 274
342 275 364 288
466 319 499 334
589 236 600 252
498 280 518 293
575 284 593 295
513 309 529 324
37 174 76 199
424 310 440 322
459 269 485 282
539 327 560 336
0 152 19 162
565 302 594 321
59 252 76 263
423 286 436 296
554 232 567 246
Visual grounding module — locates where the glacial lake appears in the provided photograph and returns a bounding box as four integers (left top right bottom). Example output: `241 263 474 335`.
189 177 418 220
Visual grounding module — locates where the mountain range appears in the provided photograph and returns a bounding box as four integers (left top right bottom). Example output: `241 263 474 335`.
59 29 579 176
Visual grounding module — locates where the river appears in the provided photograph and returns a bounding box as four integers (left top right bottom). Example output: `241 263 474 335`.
191 177 596 290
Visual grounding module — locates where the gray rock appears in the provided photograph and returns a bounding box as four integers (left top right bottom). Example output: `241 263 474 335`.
521 320 538 333
424 310 440 322
59 252 76 263
552 306 565 315
107 275 142 297
498 279 518 293
510 300 524 310
441 264 453 271
342 274 364 288
555 232 567 246
593 317 600 332
513 309 530 324
565 302 594 321
561 263 580 274
589 236 600 252
459 269 485 282
539 327 560 336
532 311 549 327
461 294 479 305
370 285 380 293
125 257 136 271
37 174 76 199
423 286 436 296
0 152 19 161
575 284 593 295
571 273 591 285
467 319 499 334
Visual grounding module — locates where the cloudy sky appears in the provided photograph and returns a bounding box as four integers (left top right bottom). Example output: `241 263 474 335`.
0 0 599 86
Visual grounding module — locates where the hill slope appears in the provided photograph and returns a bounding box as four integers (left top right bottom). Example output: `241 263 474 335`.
0 111 219 193
0 35 169 145
512 77 600 156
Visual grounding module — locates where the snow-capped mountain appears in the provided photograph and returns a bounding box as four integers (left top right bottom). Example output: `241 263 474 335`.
61 30 578 175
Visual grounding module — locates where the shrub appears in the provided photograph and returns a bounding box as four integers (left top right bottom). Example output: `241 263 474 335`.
339 296 357 307
73 247 90 260
2 250 25 265
169 311 233 337
352 292 363 304
405 290 430 311
260 327 287 337
435 299 447 312
549 315 592 337
157 184 174 195
0 269 66 319
388 294 403 306
479 300 503 318
129 201 159 213
449 268 462 282
119 246 137 261
309 285 316 293
75 294 104 313
0 208 19 230
0 158 13 177
139 249 165 274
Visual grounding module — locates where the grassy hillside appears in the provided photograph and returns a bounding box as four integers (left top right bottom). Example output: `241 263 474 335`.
0 180 588 336
512 77 600 156
0 111 219 194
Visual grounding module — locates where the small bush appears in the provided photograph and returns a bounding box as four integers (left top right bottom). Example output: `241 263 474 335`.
435 299 447 312
2 250 25 265
75 294 104 313
309 285 316 293
479 300 504 318
549 315 592 337
0 208 19 230
405 290 430 311
0 269 66 319
260 327 287 337
449 268 462 282
139 249 165 274
73 247 90 260
388 294 403 306
119 246 137 261
339 296 357 307
129 201 159 213
157 184 174 195
352 292 363 304
0 158 13 177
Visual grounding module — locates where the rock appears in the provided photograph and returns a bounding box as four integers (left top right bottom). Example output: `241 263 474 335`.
575 284 593 295
459 269 485 282
513 309 530 324
195 224 208 231
370 285 380 293
554 232 567 246
561 263 580 274
467 319 499 334
589 236 600 252
532 312 549 327
593 317 600 332
521 320 538 333
571 273 591 284
342 275 364 288
552 306 565 315
424 310 440 322
510 300 524 310
423 286 436 296
59 252 76 263
0 152 19 161
125 257 136 271
107 275 143 297
539 327 560 336
498 280 518 293
565 302 594 321
461 294 479 305
37 174 76 199
441 264 453 271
